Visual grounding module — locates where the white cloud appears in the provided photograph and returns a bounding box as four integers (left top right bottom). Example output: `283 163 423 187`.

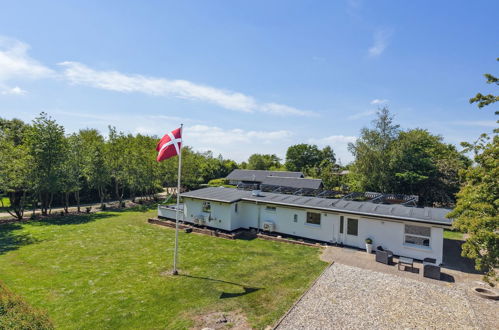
370 99 388 105
186 125 292 145
59 61 316 116
181 125 294 161
309 135 357 164
0 37 53 91
347 110 376 120
260 103 317 117
1 86 26 95
451 120 497 128
368 29 392 57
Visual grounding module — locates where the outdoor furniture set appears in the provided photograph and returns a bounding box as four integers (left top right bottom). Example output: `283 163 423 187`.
375 246 441 280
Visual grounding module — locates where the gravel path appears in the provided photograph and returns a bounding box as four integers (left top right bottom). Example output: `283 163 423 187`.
276 263 494 329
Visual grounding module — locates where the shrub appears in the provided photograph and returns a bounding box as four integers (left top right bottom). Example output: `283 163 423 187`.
207 178 230 187
0 281 54 329
365 238 373 244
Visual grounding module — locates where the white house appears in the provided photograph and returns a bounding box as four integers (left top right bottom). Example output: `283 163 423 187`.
158 187 453 264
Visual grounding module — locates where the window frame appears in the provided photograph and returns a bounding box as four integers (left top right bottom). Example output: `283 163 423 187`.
306 212 321 226
202 201 211 213
404 224 431 248
346 218 358 236
265 205 277 212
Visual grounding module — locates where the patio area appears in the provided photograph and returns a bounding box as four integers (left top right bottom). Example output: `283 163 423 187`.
319 239 483 285
275 239 498 329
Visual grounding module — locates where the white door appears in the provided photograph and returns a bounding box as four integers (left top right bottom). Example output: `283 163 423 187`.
344 217 359 247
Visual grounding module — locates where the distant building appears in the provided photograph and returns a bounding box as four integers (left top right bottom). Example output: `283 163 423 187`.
226 169 304 185
225 169 322 191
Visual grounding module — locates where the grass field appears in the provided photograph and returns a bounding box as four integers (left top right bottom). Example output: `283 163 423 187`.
0 206 327 329
444 229 464 241
0 197 9 209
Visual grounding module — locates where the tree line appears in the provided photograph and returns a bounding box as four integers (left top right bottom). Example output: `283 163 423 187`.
0 113 237 219
239 108 471 207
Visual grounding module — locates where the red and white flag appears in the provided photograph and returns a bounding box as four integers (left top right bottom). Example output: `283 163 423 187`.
156 127 182 162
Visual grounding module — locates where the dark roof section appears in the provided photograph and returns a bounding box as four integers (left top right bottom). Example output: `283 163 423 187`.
261 176 323 190
226 169 304 182
181 187 453 226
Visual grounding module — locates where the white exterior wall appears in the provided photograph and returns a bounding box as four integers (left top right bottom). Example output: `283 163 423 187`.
334 215 444 264
182 198 233 231
157 205 185 221
178 198 445 263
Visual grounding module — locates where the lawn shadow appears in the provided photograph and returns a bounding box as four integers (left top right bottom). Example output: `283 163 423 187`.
443 238 482 275
179 274 262 299
0 223 40 255
30 212 115 226
106 204 159 214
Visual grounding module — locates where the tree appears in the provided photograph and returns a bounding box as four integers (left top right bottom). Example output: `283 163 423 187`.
389 129 470 206
60 134 84 213
27 113 67 215
0 120 32 219
80 129 109 208
469 58 499 111
247 154 281 170
106 127 128 207
348 107 400 192
448 134 498 281
285 144 334 175
448 58 498 281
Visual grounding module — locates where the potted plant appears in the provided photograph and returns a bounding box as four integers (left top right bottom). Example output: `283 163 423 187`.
365 238 373 253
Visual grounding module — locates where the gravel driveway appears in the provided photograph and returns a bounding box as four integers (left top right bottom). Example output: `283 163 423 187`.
276 263 496 329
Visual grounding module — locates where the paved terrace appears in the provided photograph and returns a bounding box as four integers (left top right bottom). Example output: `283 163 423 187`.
276 240 498 329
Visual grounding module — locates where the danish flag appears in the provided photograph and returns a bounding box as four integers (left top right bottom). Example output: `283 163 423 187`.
156 127 182 162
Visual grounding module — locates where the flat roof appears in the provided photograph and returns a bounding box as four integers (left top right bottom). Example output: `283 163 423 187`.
181 187 453 226
261 176 323 190
226 169 304 182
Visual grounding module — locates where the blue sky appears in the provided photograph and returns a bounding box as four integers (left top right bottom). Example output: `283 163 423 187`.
0 0 497 163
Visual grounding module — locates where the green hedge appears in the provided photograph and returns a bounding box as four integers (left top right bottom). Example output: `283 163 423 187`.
207 178 235 187
0 281 53 330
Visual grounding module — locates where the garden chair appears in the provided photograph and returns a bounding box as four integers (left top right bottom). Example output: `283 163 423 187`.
423 258 441 280
375 246 393 265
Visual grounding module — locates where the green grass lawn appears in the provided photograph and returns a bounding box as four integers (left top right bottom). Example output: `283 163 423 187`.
444 229 464 241
0 206 327 329
0 197 10 209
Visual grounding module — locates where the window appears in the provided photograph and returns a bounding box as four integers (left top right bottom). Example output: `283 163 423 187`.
306 212 321 225
202 201 211 213
234 203 238 213
404 225 431 247
266 206 276 212
340 216 344 233
347 218 358 236
293 214 298 222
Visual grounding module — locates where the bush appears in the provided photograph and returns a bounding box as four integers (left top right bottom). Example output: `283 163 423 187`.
365 238 373 244
207 178 231 187
0 281 53 329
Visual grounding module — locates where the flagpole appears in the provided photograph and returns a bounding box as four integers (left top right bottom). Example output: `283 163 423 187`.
172 123 183 275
